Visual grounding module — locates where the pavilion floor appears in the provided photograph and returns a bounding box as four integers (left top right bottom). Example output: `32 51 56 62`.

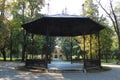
48 59 84 72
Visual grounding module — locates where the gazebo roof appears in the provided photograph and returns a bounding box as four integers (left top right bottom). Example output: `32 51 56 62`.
22 15 105 36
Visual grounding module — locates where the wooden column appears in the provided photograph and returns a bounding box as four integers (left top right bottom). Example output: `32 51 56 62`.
90 34 92 60
98 32 101 67
45 35 49 69
45 25 49 69
49 37 51 64
83 35 86 69
70 37 73 64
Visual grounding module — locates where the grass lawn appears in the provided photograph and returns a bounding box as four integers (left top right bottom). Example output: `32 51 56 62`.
0 57 22 61
87 66 112 73
101 59 118 63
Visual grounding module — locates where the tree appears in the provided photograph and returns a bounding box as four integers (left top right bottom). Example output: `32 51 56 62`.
0 0 10 61
0 0 45 61
72 39 82 59
80 0 114 60
84 0 99 20
24 0 45 60
59 37 72 60
96 0 120 50
9 18 23 59
82 0 101 59
10 0 44 61
100 26 113 62
22 0 44 61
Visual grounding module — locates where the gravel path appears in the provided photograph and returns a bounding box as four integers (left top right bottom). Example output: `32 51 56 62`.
0 62 120 80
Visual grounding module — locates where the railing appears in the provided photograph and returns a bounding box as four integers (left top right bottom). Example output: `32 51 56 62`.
85 59 100 68
72 59 83 63
25 59 47 68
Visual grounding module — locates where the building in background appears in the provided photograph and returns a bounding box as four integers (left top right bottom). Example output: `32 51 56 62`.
51 46 65 60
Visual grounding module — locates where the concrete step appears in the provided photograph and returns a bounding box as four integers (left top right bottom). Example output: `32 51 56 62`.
48 68 84 73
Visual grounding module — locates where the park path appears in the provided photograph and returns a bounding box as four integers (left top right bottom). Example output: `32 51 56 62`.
0 61 120 80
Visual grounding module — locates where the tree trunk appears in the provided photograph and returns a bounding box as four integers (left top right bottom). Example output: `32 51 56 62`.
22 46 25 62
118 35 120 50
105 50 108 63
10 33 12 61
21 0 26 62
1 47 6 61
21 30 26 62
65 54 69 61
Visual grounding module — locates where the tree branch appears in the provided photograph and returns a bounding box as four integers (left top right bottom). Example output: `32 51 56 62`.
96 0 118 33
110 0 119 34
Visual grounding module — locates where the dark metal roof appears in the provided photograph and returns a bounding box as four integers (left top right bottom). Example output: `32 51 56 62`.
22 15 105 36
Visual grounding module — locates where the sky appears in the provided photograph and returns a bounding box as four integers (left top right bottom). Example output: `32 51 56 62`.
41 0 120 16
41 0 84 15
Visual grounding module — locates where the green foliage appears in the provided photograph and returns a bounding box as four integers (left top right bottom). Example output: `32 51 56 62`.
114 2 120 15
11 0 44 60
60 37 71 60
0 0 9 51
27 0 44 18
101 59 118 63
84 0 99 20
100 27 114 53
26 35 56 59
59 37 84 60
26 35 46 55
0 0 45 60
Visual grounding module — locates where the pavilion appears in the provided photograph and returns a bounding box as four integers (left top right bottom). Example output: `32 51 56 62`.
22 15 105 71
